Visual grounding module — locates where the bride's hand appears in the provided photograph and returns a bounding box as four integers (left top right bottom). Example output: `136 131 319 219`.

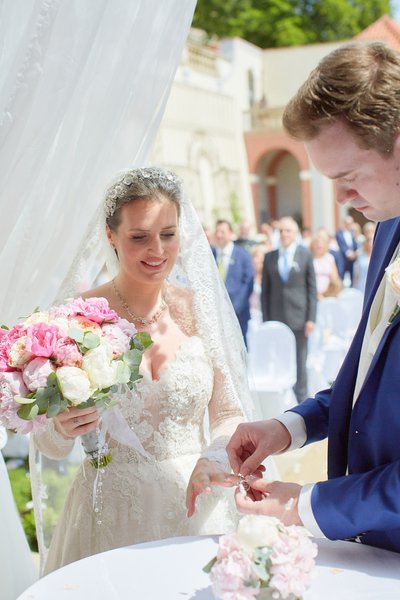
53 407 99 440
186 458 234 518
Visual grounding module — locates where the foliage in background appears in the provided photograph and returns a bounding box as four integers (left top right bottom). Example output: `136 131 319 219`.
8 461 37 551
192 0 392 47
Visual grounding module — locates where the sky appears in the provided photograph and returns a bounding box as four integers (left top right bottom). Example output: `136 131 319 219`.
392 0 400 20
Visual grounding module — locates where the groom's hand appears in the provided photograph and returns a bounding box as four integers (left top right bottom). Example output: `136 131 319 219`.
226 419 291 477
235 478 303 526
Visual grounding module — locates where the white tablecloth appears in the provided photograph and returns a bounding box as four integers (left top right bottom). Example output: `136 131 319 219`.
17 536 400 599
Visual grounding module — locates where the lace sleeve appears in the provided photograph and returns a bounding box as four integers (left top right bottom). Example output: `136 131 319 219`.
201 367 244 470
32 419 75 460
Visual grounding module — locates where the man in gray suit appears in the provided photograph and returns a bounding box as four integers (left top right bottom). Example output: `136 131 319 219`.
261 216 317 403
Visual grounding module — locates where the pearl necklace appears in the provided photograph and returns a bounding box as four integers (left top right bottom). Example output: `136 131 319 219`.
112 278 167 326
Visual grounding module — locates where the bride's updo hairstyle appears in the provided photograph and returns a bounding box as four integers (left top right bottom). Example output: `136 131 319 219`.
104 166 182 231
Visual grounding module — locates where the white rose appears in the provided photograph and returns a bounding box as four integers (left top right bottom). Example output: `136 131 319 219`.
386 257 400 296
82 342 118 389
237 515 280 552
56 366 92 405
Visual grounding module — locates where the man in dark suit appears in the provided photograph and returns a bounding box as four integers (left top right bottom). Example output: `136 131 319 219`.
226 41 400 554
213 219 254 344
336 215 358 284
261 216 317 403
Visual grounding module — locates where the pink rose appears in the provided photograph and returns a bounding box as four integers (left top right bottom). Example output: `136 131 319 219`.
54 338 82 367
25 323 61 357
22 357 56 391
70 297 119 324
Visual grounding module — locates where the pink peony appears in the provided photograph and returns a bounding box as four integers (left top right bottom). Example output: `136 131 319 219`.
211 542 259 600
70 297 119 324
0 325 27 371
22 357 56 391
53 338 82 367
48 302 75 320
1 371 29 396
269 529 317 599
25 323 61 358
115 318 137 338
0 372 47 434
101 323 132 355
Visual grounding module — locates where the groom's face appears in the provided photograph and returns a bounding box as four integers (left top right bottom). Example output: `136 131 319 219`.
305 120 400 222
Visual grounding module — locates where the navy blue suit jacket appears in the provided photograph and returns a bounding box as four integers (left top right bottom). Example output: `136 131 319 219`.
291 217 400 552
212 244 254 334
336 228 358 277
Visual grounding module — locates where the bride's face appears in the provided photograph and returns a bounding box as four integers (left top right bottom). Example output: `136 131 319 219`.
107 196 180 284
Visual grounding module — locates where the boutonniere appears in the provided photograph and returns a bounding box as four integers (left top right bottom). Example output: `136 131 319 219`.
385 258 400 325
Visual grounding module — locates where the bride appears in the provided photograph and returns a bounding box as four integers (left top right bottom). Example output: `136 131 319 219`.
32 167 276 574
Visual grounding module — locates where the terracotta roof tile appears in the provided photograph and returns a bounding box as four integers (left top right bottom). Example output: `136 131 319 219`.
355 15 400 51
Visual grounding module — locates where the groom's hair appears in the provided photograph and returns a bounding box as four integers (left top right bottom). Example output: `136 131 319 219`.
283 41 400 156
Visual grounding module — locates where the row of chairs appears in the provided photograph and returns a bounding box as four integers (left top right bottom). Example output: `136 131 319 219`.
247 288 364 418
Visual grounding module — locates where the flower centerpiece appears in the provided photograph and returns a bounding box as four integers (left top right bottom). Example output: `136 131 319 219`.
204 515 318 600
0 297 152 467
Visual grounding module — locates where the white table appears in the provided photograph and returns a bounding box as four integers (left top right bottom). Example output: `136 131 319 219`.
17 536 400 599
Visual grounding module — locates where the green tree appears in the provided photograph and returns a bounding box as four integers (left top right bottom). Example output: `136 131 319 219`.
192 0 392 47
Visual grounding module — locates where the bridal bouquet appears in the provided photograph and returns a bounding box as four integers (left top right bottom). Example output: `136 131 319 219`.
0 297 152 466
204 515 318 600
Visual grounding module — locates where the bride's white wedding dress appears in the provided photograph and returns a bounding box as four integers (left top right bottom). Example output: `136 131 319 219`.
35 330 245 574
0 427 38 599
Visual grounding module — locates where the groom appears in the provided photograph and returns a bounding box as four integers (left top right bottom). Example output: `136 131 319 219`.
227 40 400 553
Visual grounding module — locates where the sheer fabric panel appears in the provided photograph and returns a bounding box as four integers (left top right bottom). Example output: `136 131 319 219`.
0 0 196 324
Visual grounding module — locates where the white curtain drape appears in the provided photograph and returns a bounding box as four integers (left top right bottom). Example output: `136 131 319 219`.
0 0 197 325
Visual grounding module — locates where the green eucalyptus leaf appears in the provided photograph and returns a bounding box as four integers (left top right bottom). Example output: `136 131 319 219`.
17 403 40 421
116 360 131 383
68 327 85 343
202 557 217 573
83 332 100 350
14 395 36 405
131 332 153 351
123 348 143 368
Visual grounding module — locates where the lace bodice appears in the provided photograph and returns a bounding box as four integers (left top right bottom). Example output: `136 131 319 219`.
111 336 214 461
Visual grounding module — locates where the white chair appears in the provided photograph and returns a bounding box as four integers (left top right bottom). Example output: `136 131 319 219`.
337 288 364 341
247 321 298 419
311 298 350 384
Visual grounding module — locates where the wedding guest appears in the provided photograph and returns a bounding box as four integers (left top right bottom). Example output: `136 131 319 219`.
212 219 255 344
310 229 342 299
353 221 376 293
261 216 317 403
227 41 400 554
235 220 258 253
335 215 358 285
249 243 270 321
32 167 267 574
